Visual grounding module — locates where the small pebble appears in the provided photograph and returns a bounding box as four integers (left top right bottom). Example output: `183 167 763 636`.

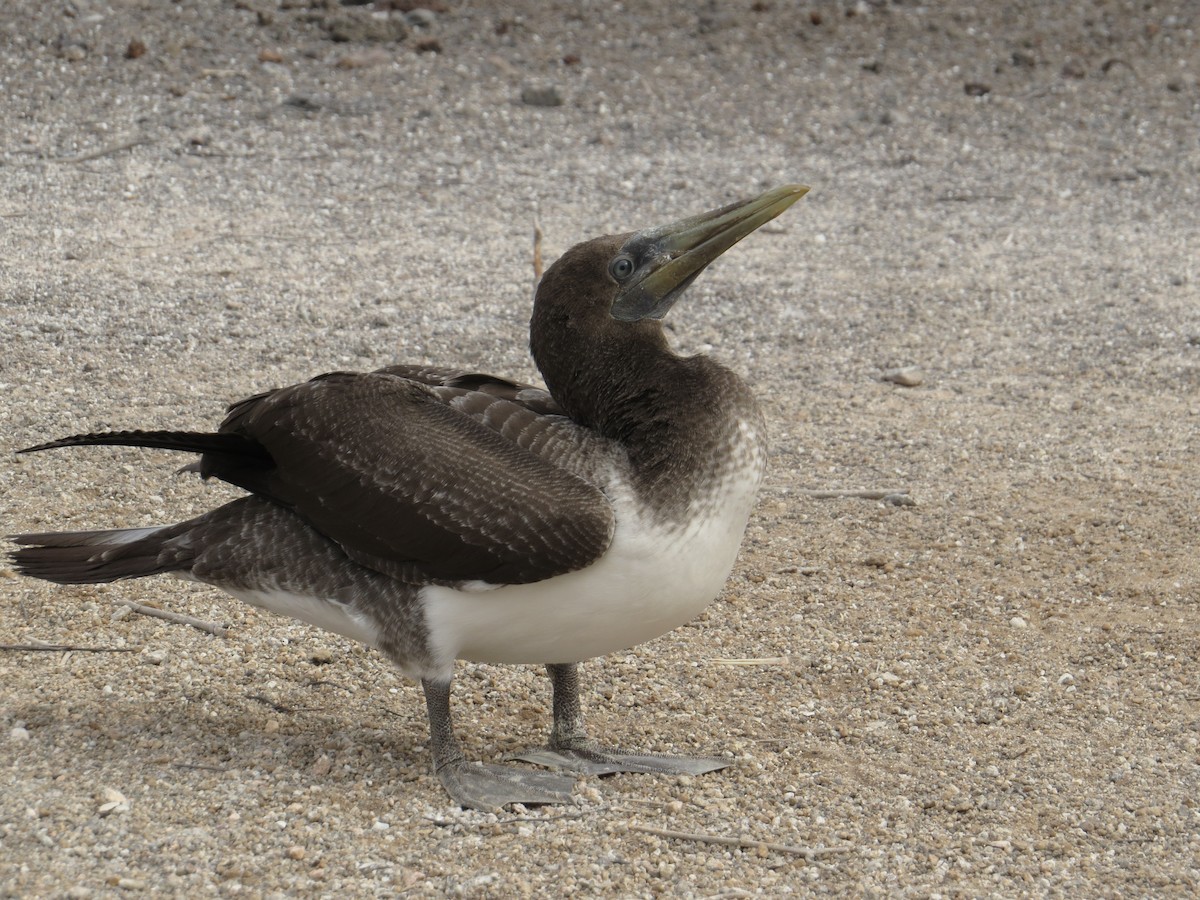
323 13 408 43
521 85 564 107
334 50 390 70
882 366 925 387
98 787 130 817
10 726 30 742
287 846 306 861
1010 616 1027 628
405 9 437 29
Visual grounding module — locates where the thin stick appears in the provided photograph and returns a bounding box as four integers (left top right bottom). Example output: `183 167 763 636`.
494 810 586 826
0 643 137 653
626 823 852 861
53 137 148 164
797 489 909 501
117 599 228 636
708 656 791 666
935 193 1014 203
171 762 228 773
246 694 295 713
532 213 544 281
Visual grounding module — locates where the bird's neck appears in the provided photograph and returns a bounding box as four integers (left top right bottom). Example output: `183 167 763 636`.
538 333 764 517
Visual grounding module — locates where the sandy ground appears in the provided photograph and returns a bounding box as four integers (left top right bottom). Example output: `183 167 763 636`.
2 1 1199 896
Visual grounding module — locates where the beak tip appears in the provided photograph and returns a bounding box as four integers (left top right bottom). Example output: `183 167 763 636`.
777 183 811 203
612 182 810 321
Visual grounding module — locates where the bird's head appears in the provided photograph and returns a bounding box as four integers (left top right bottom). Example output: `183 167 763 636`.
529 184 808 419
606 183 810 323
532 183 807 343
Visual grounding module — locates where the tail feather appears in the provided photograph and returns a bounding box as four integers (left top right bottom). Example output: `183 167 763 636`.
18 429 267 460
9 526 192 585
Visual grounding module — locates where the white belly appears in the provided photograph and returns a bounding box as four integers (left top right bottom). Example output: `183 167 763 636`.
421 486 757 667
182 575 383 649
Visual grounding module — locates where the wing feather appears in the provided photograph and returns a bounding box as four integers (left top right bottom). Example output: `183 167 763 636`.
210 372 615 585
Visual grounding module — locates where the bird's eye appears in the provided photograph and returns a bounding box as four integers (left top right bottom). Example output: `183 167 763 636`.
609 255 635 282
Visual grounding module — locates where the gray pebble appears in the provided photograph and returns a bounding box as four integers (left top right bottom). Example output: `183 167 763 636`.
405 9 437 30
521 85 565 108
882 366 925 387
324 13 408 44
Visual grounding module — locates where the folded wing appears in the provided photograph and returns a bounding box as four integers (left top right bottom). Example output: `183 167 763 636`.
211 371 615 585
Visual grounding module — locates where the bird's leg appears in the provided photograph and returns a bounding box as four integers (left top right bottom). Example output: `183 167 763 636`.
420 677 576 811
510 663 730 776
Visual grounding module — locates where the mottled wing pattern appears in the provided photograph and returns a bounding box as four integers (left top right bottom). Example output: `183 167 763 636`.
372 365 564 415
371 365 608 476
210 371 615 585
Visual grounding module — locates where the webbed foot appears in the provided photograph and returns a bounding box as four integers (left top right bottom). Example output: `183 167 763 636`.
511 663 731 777
436 759 576 812
512 739 728 776
422 676 577 810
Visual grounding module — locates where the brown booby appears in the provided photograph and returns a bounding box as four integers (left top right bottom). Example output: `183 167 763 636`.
10 184 809 810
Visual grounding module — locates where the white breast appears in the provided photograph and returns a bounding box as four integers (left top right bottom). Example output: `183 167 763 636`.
421 423 765 668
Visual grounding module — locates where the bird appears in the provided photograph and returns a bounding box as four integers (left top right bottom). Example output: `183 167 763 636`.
10 184 809 810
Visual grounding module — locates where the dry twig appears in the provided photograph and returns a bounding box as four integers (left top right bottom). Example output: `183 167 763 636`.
798 488 912 505
708 656 791 666
53 137 149 164
494 810 587 826
247 694 295 714
117 599 228 636
798 488 902 500
533 214 544 281
0 642 136 653
626 823 852 861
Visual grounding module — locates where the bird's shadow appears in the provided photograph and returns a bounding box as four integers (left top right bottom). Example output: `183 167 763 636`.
8 667 434 783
